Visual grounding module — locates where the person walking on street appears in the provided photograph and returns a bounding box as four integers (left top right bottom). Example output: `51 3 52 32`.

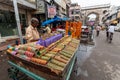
96 25 101 37
105 25 109 39
108 23 115 43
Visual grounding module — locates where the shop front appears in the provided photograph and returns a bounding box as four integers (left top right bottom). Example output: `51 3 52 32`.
0 1 36 37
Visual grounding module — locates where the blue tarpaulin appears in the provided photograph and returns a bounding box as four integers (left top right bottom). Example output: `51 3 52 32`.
42 16 61 26
62 17 70 21
54 16 62 21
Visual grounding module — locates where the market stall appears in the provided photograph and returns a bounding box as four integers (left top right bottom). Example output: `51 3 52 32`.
7 33 80 80
41 16 70 34
7 17 82 80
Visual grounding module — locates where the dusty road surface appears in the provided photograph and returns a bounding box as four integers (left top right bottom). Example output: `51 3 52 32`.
70 31 120 80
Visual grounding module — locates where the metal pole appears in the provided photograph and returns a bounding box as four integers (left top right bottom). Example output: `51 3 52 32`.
45 1 48 20
84 11 86 26
13 0 23 44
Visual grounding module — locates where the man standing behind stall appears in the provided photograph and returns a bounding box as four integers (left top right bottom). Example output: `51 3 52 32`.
45 25 51 33
25 18 40 42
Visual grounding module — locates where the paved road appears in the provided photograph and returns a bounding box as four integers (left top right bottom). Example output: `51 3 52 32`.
70 31 120 80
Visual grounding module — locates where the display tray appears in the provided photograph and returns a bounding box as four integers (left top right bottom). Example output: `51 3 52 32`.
7 50 76 80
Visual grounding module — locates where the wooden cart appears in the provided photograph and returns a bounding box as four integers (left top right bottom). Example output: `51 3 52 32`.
7 50 77 80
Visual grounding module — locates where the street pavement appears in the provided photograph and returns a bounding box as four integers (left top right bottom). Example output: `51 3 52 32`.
0 30 120 80
70 30 120 80
0 51 10 80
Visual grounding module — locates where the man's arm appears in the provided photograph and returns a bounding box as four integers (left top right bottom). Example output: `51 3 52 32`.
26 28 34 42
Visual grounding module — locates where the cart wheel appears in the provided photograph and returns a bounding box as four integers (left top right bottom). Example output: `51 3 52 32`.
7 67 19 80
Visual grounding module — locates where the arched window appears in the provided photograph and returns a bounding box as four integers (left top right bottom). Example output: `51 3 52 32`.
103 10 107 14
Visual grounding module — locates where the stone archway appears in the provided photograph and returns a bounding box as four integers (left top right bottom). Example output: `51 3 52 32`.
81 4 110 25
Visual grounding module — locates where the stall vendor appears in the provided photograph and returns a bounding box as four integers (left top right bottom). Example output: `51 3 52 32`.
25 18 40 42
44 25 51 33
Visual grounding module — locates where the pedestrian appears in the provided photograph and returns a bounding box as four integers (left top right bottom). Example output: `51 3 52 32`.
108 23 115 43
96 25 101 37
25 18 40 42
105 25 109 39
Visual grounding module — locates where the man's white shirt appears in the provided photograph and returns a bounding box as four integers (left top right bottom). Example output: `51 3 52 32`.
108 26 115 33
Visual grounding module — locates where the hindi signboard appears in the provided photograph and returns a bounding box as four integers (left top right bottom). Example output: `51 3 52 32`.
47 5 56 18
36 0 45 13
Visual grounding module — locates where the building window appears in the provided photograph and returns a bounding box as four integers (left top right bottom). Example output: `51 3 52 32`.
62 8 65 12
0 10 17 37
103 10 107 14
76 11 80 14
75 16 80 20
71 10 74 14
0 10 26 37
75 9 80 14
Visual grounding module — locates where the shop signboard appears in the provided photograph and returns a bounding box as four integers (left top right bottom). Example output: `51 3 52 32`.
36 0 45 13
47 5 56 18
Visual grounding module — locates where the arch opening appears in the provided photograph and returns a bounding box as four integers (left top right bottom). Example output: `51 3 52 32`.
86 12 99 26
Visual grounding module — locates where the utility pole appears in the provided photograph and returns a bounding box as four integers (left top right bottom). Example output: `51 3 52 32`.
13 0 23 44
83 11 86 26
44 0 48 20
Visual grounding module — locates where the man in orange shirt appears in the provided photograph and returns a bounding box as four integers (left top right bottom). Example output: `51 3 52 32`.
26 18 40 42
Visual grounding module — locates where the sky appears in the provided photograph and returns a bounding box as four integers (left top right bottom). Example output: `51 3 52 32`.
71 0 120 19
71 0 120 7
